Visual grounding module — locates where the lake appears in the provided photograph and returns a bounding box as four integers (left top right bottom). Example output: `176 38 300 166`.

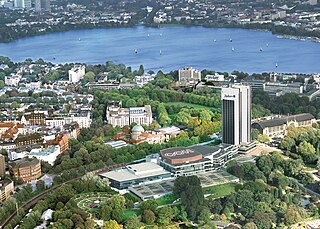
0 26 320 73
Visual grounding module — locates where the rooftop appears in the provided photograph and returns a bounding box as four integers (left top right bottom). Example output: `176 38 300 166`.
10 157 40 168
253 113 315 129
100 162 170 182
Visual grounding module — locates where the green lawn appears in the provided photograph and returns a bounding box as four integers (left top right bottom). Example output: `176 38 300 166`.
166 102 211 110
156 194 179 206
203 183 238 199
123 209 140 219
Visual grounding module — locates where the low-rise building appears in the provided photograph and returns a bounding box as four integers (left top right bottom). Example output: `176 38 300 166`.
264 82 303 96
0 122 25 140
14 133 43 147
9 157 41 182
252 113 316 137
113 125 165 145
135 74 155 87
205 73 225 82
5 75 21 86
28 145 60 165
21 112 46 126
106 101 153 127
99 162 171 190
159 144 238 176
0 179 14 203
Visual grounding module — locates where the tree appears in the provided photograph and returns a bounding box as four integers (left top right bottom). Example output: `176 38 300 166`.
243 222 258 229
251 129 260 141
284 207 301 225
0 80 4 88
143 210 156 224
157 206 177 225
296 141 315 156
252 211 276 229
199 110 213 122
103 220 121 229
176 176 204 220
11 101 20 109
125 215 141 229
101 205 112 221
175 111 192 125
198 221 217 229
197 208 212 225
84 71 95 83
280 137 295 151
137 65 144 76
140 199 158 213
257 134 270 144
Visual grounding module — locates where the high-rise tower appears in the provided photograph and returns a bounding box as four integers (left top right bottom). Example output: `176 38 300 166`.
221 84 251 145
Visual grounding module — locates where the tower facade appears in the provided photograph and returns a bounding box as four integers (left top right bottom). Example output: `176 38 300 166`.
221 84 251 145
0 154 5 178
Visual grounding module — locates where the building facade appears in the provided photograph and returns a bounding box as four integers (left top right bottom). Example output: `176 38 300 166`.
159 145 238 176
252 113 316 137
0 179 14 203
9 158 41 182
178 67 201 85
106 101 153 127
0 154 5 178
221 84 251 145
68 65 85 83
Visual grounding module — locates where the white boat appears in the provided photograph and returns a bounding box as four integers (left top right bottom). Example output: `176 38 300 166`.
78 38 81 41
214 39 217 42
135 49 138 54
260 47 263 52
276 63 278 68
231 47 235 52
230 38 232 42
266 43 269 47
160 50 162 55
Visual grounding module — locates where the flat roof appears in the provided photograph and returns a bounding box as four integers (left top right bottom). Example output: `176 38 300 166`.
100 162 170 182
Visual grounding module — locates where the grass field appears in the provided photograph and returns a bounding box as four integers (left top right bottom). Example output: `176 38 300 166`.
156 194 179 206
123 209 140 219
166 102 211 110
203 183 238 199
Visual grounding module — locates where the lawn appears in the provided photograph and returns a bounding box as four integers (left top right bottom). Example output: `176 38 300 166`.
203 183 238 199
156 194 179 206
166 102 211 110
123 209 140 219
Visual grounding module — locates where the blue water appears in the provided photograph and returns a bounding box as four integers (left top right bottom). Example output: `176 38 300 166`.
0 26 320 73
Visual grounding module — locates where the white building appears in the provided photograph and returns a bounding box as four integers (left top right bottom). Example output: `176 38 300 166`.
135 74 155 87
221 84 251 145
5 75 21 86
106 101 153 127
178 67 201 85
65 113 91 128
205 73 225 82
28 146 61 166
46 112 91 129
68 65 85 83
14 0 31 8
